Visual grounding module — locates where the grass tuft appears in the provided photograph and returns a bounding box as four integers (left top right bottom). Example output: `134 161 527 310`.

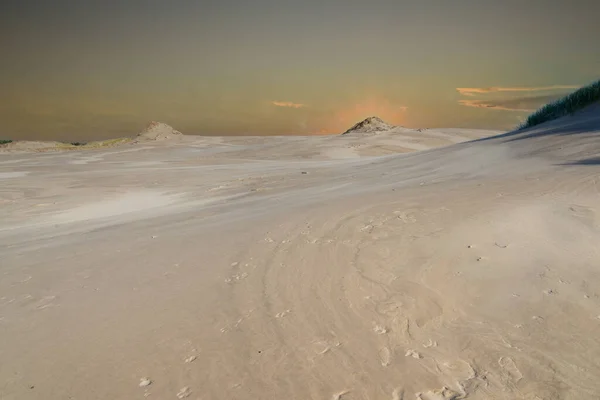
55 137 132 149
518 79 600 130
84 137 132 148
0 139 12 145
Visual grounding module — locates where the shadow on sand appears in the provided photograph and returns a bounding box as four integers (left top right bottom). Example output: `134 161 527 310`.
472 105 600 144
469 103 600 166
559 156 600 166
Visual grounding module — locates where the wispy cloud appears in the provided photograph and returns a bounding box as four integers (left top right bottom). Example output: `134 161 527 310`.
456 84 578 113
456 85 580 97
272 101 306 108
458 94 564 112
459 99 534 112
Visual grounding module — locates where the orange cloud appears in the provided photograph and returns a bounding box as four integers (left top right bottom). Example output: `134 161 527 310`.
272 101 306 108
459 99 534 112
456 85 580 96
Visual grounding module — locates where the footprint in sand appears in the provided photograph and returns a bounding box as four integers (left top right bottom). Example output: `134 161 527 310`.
312 339 341 356
220 310 254 333
184 355 197 363
394 211 417 224
438 359 476 381
36 295 57 310
379 347 392 366
373 324 388 335
416 387 461 400
139 378 152 388
331 390 349 400
404 349 422 359
176 386 192 399
360 224 374 233
275 309 291 318
224 272 248 284
498 356 523 385
391 388 404 400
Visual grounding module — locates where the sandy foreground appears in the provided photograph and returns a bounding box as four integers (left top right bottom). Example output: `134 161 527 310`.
1 118 600 400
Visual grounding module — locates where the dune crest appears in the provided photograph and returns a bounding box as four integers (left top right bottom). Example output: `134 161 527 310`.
341 116 397 135
135 121 183 142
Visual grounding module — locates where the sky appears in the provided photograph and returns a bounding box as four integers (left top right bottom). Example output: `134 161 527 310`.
1 0 600 141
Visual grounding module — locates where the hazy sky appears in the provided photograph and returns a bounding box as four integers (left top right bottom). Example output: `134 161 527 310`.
2 0 599 141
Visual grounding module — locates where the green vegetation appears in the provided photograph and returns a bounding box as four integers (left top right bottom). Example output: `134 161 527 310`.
0 137 132 152
84 137 132 148
56 137 131 150
518 79 600 130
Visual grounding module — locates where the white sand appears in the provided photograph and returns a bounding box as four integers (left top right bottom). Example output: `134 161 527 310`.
0 171 29 179
1 112 600 400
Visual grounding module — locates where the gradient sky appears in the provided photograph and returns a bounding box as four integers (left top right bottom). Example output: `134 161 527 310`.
2 0 600 141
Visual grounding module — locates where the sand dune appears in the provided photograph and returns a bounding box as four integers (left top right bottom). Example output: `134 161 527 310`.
134 121 184 143
1 109 600 400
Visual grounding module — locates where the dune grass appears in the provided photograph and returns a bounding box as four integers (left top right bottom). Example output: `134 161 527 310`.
518 79 600 130
54 137 132 150
1 137 132 152
83 137 132 148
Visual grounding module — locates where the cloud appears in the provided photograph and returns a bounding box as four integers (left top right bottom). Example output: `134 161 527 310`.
458 94 564 112
456 84 578 113
456 85 580 97
272 101 306 108
458 99 533 112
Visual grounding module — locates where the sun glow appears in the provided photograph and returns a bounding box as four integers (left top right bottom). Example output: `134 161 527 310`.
319 96 408 134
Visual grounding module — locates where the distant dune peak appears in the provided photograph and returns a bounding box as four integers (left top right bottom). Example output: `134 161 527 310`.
140 121 182 136
341 116 395 135
136 121 182 141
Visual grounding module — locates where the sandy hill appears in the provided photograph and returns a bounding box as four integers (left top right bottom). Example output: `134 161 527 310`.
0 121 185 152
0 140 64 151
134 121 183 142
472 101 600 162
341 116 397 135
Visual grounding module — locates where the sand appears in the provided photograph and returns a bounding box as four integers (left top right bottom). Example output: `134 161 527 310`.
1 113 600 400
